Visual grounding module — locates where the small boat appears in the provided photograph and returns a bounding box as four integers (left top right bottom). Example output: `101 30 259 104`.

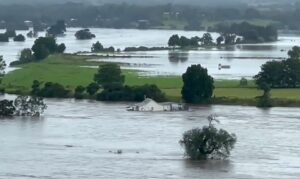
218 64 231 70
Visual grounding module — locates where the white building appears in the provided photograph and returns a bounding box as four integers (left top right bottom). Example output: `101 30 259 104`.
127 98 187 112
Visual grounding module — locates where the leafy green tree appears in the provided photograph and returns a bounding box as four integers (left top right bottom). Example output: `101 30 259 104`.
255 46 300 88
288 46 300 59
91 41 104 52
13 34 25 42
19 48 33 62
190 36 200 46
32 44 49 60
201 33 213 46
216 36 224 45
179 36 191 47
257 83 272 108
86 82 99 96
31 37 65 60
94 63 125 89
74 85 86 99
180 115 237 160
254 60 284 88
181 64 214 103
282 58 300 87
168 34 180 47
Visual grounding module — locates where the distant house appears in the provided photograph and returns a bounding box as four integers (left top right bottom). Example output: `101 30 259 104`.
127 98 187 112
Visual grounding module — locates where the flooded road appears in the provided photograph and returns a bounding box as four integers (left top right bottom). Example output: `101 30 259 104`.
1 28 300 78
0 96 300 178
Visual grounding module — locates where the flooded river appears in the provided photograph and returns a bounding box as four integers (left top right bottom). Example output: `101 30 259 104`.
0 95 300 179
1 28 300 78
1 28 300 178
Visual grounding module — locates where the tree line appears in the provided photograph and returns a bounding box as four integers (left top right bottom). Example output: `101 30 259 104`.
0 3 300 30
209 22 278 43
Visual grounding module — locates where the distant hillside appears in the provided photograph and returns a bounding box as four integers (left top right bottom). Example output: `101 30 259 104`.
1 0 299 6
0 0 246 7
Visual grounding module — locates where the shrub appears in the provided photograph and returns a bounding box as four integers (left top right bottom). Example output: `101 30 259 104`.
19 48 33 62
74 85 86 99
75 29 96 40
86 82 99 96
56 43 66 53
91 41 115 53
13 34 26 42
91 41 104 52
31 81 70 98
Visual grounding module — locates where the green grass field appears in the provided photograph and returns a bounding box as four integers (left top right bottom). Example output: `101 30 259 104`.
3 54 300 106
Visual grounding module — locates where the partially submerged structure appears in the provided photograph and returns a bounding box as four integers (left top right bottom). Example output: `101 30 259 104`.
127 98 187 112
218 63 231 70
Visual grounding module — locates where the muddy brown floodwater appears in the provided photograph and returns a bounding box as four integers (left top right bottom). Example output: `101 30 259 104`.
0 95 300 179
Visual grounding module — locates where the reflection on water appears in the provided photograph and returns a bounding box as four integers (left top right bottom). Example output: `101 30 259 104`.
236 44 279 51
168 50 189 64
0 95 300 178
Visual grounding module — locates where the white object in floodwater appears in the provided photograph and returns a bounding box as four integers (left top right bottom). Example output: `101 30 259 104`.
218 64 231 70
127 98 187 112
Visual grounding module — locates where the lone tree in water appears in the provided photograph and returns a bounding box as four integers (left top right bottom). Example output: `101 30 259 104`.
0 96 47 117
181 64 214 103
14 96 47 117
47 20 66 36
180 115 237 160
0 100 15 117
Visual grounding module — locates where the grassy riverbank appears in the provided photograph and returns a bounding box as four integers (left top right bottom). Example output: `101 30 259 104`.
2 54 300 106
